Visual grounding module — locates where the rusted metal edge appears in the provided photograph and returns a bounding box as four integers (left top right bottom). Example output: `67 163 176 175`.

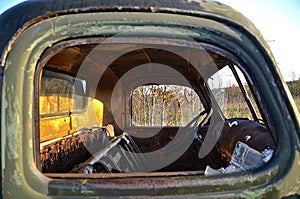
45 170 204 179
0 4 260 68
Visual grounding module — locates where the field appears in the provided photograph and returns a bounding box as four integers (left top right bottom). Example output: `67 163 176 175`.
287 79 300 112
292 97 300 112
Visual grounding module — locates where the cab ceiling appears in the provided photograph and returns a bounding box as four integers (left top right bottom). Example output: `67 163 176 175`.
44 42 230 88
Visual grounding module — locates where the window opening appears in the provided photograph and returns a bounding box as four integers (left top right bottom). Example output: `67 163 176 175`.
131 85 204 127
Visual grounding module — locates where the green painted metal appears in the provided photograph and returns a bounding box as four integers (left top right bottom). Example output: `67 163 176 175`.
0 1 299 198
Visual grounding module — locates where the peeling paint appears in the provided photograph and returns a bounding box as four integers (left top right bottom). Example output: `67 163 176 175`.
11 168 23 186
28 139 33 149
5 85 21 160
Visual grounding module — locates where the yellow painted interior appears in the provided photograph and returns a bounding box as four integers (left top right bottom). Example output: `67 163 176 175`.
40 96 103 142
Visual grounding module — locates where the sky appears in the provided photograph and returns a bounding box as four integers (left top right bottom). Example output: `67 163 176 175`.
218 0 300 81
1 0 299 81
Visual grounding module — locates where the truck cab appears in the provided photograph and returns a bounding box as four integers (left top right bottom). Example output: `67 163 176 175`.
0 0 299 198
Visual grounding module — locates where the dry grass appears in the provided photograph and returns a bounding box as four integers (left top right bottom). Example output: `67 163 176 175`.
292 97 300 113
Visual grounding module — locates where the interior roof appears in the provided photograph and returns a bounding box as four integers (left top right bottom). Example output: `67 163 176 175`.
44 42 230 89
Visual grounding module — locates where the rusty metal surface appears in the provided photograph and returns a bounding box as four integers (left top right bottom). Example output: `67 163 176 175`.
0 0 267 68
40 127 109 173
